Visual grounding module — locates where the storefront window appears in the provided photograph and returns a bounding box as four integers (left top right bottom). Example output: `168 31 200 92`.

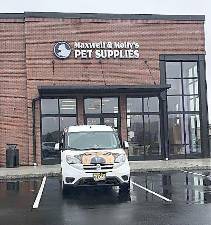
42 117 60 160
59 99 76 114
102 98 118 113
60 117 76 131
182 62 198 78
168 114 185 155
84 97 119 130
104 117 118 128
127 115 144 157
184 96 199 111
185 114 201 154
41 98 77 164
143 97 159 112
167 96 183 111
127 98 142 113
84 98 101 114
166 79 182 95
87 117 101 125
42 117 59 142
41 99 58 114
144 115 161 156
166 62 181 78
183 79 198 95
166 61 201 157
127 97 160 159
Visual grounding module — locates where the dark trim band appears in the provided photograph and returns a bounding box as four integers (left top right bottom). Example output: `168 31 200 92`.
38 85 171 97
0 12 205 21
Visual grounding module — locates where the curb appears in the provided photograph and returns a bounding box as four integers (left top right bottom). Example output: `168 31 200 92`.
1 166 211 180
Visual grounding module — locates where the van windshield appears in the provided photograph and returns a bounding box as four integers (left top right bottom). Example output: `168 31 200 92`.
66 131 121 150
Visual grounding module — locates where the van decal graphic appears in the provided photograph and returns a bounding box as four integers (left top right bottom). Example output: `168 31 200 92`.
79 151 117 165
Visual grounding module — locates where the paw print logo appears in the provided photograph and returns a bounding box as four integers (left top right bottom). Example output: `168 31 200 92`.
54 42 71 59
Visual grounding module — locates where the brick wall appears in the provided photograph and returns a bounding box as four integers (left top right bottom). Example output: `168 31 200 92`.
0 15 206 166
0 19 28 166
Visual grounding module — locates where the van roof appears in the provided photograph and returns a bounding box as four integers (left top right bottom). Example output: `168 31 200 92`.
67 125 114 133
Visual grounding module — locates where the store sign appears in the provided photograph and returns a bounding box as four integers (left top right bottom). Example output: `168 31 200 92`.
54 42 71 59
53 41 139 59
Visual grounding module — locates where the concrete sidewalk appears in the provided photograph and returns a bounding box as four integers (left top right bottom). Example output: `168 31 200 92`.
0 158 211 179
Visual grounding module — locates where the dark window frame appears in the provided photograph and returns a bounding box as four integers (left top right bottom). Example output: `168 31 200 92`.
160 54 209 159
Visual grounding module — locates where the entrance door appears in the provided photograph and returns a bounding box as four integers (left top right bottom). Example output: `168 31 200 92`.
84 97 119 132
85 115 119 129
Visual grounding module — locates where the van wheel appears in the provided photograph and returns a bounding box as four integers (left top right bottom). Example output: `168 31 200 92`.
119 181 130 193
62 181 68 195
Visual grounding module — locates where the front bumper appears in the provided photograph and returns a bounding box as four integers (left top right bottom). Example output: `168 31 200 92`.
62 162 130 187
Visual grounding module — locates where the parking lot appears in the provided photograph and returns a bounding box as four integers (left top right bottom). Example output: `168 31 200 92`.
1 170 211 225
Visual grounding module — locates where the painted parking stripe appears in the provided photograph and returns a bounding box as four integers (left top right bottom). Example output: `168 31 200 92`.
181 170 210 178
32 176 47 209
131 181 172 202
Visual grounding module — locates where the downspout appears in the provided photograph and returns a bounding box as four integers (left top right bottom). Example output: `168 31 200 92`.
32 97 40 165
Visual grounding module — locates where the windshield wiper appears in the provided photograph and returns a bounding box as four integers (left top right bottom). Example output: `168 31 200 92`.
65 147 113 151
82 147 108 150
65 147 82 151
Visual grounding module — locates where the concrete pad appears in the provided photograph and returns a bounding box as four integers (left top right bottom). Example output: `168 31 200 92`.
130 158 211 173
0 158 211 179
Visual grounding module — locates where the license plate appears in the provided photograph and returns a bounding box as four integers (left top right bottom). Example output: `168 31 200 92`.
93 173 106 181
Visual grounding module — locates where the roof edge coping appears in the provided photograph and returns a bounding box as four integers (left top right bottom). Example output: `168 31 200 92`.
0 12 205 21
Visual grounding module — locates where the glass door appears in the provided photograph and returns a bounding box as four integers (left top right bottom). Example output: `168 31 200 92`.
85 116 119 128
84 97 119 132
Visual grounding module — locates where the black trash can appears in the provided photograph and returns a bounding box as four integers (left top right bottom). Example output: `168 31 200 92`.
6 144 19 168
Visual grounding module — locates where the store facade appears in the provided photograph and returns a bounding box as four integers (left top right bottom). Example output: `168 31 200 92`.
0 12 209 166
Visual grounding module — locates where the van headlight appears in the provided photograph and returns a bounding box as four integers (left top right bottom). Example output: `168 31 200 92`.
114 154 126 163
66 155 81 164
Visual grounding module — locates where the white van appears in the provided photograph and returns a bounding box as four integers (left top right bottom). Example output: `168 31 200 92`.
56 125 130 194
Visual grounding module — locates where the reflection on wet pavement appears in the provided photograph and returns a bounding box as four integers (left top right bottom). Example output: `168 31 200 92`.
0 179 41 209
0 171 211 207
62 186 131 205
132 171 211 204
1 172 211 225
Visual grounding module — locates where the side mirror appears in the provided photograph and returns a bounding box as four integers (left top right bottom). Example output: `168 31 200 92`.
54 143 60 151
123 141 129 149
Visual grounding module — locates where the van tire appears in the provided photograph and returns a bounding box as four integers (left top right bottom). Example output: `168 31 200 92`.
119 182 130 193
62 181 68 195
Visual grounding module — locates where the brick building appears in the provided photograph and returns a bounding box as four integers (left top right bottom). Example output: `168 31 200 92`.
0 12 209 166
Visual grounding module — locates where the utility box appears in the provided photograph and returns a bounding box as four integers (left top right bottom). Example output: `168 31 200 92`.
6 144 19 168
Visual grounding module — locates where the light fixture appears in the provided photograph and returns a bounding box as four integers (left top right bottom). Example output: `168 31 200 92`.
61 104 76 107
61 107 76 110
61 100 76 103
87 107 97 110
102 99 111 102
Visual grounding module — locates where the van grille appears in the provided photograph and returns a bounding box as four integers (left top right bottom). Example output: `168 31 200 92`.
83 164 113 171
76 177 120 186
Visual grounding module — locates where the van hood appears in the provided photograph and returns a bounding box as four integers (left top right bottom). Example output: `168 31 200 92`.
63 149 125 165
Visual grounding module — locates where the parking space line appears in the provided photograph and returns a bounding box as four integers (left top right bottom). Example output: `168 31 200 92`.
131 181 172 202
32 176 47 209
181 170 210 178
192 172 198 175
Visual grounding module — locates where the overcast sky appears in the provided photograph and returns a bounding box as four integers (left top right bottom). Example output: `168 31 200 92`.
1 0 210 121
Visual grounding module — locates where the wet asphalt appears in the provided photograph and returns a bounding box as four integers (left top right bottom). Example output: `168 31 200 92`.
1 170 211 225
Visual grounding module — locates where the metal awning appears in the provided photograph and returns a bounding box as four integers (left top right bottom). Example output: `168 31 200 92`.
38 84 171 97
